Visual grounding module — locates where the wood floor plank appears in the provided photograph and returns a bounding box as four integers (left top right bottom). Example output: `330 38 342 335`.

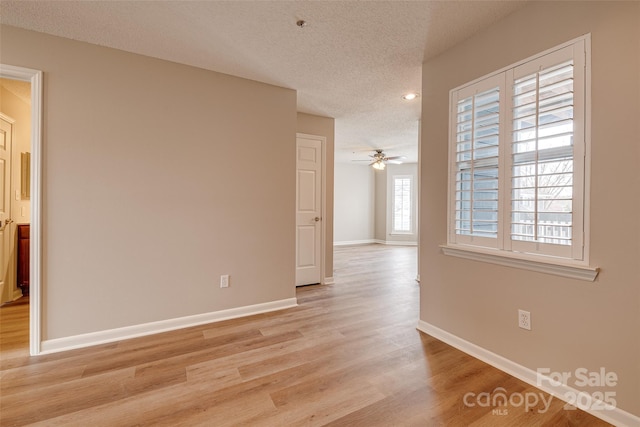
27 380 277 427
0 367 138 425
0 361 87 396
260 378 386 426
124 329 304 386
0 244 613 426
185 329 344 384
236 331 347 381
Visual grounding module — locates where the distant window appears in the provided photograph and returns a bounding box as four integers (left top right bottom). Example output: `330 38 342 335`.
393 175 412 233
448 37 589 261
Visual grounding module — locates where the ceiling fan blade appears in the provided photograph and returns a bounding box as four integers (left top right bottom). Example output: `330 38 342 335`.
352 159 372 162
386 159 404 164
384 156 407 161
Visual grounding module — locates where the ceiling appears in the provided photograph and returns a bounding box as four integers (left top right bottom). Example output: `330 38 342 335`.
0 1 527 163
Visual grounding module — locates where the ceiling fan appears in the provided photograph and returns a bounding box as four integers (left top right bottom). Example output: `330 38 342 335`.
354 149 406 170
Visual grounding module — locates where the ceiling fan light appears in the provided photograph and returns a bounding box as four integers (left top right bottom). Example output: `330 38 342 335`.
372 160 385 170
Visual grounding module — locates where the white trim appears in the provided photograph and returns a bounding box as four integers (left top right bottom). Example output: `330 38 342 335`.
334 239 377 246
379 239 417 246
0 64 43 356
40 298 298 354
323 276 335 285
441 244 598 281
387 168 418 241
451 34 591 93
334 239 418 247
417 321 639 427
582 36 593 265
334 240 418 247
417 119 421 286
391 174 414 234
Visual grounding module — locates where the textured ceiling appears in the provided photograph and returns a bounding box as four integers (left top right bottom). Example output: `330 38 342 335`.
0 0 527 163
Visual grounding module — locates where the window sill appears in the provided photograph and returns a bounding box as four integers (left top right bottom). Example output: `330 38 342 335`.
440 244 599 282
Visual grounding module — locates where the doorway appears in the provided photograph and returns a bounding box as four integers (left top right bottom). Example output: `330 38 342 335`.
0 64 42 356
0 112 19 304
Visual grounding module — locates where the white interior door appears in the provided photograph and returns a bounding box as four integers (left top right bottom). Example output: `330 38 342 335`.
295 135 323 286
0 115 14 303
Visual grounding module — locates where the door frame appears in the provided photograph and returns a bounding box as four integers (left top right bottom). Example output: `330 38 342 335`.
296 133 327 285
0 64 43 355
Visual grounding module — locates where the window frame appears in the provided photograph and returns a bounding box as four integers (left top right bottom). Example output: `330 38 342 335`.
444 35 596 279
392 174 414 234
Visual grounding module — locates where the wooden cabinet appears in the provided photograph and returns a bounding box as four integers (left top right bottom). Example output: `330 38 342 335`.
17 224 29 296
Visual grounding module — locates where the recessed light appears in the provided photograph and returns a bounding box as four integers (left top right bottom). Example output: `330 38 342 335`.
402 93 419 100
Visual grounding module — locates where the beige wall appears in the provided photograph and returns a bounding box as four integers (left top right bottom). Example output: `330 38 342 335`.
296 112 334 279
334 162 418 245
1 25 298 340
420 1 639 417
374 169 387 241
334 163 374 244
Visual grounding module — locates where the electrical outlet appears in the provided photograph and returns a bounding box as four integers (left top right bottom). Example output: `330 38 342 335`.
518 309 531 330
220 275 230 288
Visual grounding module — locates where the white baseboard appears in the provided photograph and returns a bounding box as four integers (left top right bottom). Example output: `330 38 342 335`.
333 239 418 247
417 321 639 427
323 276 335 285
333 239 376 246
376 239 418 246
40 298 298 355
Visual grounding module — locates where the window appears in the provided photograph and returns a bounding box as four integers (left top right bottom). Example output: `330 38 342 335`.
448 37 589 262
393 175 412 233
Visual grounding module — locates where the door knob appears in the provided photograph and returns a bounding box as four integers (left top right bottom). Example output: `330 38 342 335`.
314 217 321 222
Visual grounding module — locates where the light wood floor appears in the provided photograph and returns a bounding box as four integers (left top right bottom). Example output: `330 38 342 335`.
0 244 610 426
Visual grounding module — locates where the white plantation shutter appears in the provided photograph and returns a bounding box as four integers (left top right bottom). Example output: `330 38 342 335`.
507 43 585 259
450 74 504 248
448 38 587 261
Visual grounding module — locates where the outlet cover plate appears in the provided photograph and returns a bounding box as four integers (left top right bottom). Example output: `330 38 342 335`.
220 275 230 288
518 309 531 330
